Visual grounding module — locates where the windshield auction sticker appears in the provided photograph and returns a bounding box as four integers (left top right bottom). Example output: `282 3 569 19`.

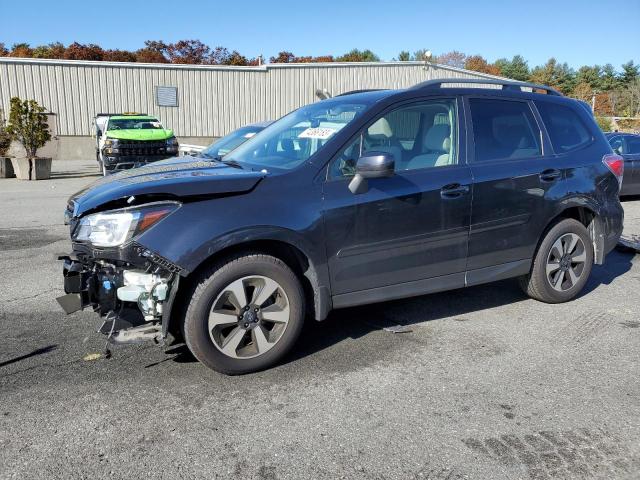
298 127 337 140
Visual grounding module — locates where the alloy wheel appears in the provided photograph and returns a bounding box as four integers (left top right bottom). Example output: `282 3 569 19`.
545 233 587 292
208 275 290 359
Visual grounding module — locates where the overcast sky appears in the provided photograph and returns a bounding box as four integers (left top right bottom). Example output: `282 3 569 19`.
1 0 638 69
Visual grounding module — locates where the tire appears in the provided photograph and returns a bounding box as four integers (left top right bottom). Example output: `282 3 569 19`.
519 218 594 303
183 253 305 375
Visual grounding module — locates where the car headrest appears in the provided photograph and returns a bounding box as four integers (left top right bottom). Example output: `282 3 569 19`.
423 124 451 152
368 118 393 138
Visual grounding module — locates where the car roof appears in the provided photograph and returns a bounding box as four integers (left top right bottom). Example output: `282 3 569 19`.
109 115 158 121
245 120 273 128
332 79 574 107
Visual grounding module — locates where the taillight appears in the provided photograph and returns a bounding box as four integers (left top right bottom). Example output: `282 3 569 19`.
602 154 624 187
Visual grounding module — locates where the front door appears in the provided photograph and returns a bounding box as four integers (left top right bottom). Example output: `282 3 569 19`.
322 98 472 304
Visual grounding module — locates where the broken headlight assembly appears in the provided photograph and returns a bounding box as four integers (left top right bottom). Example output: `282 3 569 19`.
73 203 179 247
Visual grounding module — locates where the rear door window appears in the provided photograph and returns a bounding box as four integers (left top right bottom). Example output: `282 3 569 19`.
535 101 592 153
468 98 542 162
625 136 640 154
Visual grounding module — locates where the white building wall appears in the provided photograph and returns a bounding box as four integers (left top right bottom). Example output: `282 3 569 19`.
0 58 502 138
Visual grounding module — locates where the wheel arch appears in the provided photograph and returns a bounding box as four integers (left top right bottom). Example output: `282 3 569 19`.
168 233 332 339
540 199 605 265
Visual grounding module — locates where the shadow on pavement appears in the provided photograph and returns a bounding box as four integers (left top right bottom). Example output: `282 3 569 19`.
159 250 635 368
581 249 635 296
0 345 58 368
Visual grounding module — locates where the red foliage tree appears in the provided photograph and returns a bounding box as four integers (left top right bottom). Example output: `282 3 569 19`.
165 40 210 64
9 43 33 58
270 51 296 63
464 55 501 76
63 42 104 61
104 49 137 62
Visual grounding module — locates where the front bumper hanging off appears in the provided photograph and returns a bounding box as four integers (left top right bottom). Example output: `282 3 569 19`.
56 248 180 345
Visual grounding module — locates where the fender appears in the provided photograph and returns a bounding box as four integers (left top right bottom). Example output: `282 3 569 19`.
549 194 606 264
177 225 332 321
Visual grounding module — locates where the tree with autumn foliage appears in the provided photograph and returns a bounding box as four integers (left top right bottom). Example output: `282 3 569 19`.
464 55 501 76
63 42 104 61
436 51 466 69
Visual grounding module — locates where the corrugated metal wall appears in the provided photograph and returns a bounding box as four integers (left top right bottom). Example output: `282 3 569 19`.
0 58 499 137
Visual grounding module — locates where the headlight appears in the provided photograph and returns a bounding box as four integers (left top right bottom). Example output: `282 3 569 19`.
166 137 179 147
104 138 119 147
73 203 178 247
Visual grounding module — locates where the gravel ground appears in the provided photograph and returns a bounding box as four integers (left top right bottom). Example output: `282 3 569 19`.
1 160 639 480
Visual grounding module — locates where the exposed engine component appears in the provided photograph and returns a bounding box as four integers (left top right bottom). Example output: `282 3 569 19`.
117 270 171 321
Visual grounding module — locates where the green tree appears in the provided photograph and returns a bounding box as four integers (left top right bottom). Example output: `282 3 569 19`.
496 55 529 81
620 61 639 85
0 109 11 156
529 58 575 94
397 51 410 61
336 49 379 62
32 42 66 59
600 64 619 91
575 65 602 90
6 97 51 158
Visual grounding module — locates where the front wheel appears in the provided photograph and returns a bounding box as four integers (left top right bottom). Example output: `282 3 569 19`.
519 218 594 303
183 254 305 375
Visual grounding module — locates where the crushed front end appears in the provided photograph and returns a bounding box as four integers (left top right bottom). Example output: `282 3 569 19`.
57 201 182 346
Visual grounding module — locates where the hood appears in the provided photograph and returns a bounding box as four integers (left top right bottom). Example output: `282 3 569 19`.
69 156 266 217
105 129 174 141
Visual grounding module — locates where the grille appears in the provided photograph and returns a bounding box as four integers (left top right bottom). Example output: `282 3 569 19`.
118 140 167 156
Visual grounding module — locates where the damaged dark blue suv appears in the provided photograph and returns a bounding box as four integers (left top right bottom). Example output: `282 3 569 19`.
58 79 624 374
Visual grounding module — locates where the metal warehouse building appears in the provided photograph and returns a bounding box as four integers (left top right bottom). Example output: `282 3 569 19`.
0 57 499 159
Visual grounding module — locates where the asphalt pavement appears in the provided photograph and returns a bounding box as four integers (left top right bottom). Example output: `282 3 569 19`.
1 160 639 480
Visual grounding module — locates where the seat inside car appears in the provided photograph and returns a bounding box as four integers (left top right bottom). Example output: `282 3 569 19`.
407 123 452 169
364 118 403 165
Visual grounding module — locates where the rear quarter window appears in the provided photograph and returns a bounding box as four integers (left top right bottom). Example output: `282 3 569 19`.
535 101 593 153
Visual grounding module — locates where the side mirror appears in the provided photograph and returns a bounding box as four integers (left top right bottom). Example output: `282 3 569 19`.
348 151 395 194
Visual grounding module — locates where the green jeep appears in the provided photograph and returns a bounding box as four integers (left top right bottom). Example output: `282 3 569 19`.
95 114 179 175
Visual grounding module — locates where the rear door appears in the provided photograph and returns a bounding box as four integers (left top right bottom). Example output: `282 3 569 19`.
464 96 561 283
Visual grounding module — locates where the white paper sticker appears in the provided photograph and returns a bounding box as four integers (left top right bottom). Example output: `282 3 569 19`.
243 132 257 139
298 127 337 140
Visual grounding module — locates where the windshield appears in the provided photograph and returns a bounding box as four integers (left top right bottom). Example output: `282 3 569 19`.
108 118 162 130
200 126 265 158
225 99 371 170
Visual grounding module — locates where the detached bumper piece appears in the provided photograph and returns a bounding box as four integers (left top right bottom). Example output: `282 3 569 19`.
56 252 178 346
617 234 640 253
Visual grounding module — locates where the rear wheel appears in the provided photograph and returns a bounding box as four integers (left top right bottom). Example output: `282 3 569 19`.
519 218 593 303
183 253 305 375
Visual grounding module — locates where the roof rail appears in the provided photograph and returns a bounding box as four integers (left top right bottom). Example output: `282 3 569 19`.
335 89 383 97
412 78 562 96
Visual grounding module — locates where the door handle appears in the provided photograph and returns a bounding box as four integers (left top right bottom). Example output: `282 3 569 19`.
440 183 470 199
540 169 561 182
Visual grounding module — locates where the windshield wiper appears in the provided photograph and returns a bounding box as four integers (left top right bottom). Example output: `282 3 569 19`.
197 152 244 169
217 158 244 169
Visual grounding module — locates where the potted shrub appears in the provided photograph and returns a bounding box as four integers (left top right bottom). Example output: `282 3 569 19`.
6 97 52 180
0 109 13 178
